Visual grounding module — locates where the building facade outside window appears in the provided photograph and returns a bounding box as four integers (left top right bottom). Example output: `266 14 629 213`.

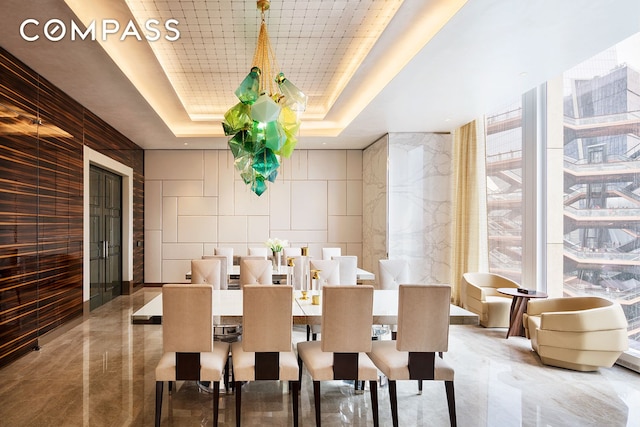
486 33 640 355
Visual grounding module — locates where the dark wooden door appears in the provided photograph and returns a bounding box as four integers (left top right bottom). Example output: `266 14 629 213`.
89 165 122 310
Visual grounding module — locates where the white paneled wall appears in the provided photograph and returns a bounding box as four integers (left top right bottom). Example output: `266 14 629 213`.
145 149 364 283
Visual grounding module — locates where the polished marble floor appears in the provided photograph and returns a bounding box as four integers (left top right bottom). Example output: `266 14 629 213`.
1 288 639 426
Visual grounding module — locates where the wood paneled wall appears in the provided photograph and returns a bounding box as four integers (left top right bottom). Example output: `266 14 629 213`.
0 47 144 368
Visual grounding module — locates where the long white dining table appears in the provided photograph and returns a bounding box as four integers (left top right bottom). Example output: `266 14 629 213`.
185 266 376 282
131 289 479 326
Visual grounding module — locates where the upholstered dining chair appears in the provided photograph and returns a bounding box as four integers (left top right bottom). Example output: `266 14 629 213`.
239 258 273 288
214 247 234 270
297 285 379 427
321 247 341 260
307 259 341 340
192 258 225 289
377 259 411 339
248 247 269 258
367 284 456 427
286 255 305 290
332 255 358 285
231 285 299 426
378 259 410 290
308 259 340 290
155 284 229 427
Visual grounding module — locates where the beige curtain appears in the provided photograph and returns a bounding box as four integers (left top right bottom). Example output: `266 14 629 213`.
450 120 488 305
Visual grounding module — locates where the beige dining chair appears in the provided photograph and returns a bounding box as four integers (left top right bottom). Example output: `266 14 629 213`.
377 259 411 339
197 256 240 389
239 258 273 288
307 259 341 340
367 284 456 427
231 285 299 426
193 257 226 289
332 255 358 285
248 247 269 258
297 285 379 427
321 247 341 260
308 259 340 290
155 284 229 427
287 255 305 290
214 247 234 270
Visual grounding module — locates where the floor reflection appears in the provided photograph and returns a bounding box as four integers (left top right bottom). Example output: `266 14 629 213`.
0 288 638 426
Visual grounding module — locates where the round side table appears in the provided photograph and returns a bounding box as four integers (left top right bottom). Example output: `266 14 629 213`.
497 288 548 338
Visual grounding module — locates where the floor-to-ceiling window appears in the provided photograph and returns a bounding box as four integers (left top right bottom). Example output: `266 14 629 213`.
562 33 640 351
483 33 640 357
485 102 523 284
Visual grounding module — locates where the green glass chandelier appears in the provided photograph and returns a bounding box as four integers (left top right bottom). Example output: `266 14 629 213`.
222 0 307 196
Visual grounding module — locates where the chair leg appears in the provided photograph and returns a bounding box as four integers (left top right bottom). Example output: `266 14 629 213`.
417 380 423 395
235 381 242 427
369 380 379 427
445 381 457 427
292 380 300 427
313 381 321 427
168 381 173 393
224 358 230 392
306 325 311 341
389 380 398 427
155 381 163 427
213 381 220 427
298 356 303 383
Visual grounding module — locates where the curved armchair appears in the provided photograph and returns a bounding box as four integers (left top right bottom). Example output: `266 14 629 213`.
524 297 628 371
461 272 519 328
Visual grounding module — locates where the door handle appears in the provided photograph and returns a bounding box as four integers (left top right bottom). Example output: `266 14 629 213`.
103 240 109 259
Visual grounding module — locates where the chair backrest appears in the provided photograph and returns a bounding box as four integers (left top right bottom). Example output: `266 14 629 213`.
309 259 340 290
378 259 410 290
162 284 213 353
283 247 302 258
396 284 451 353
194 257 227 289
332 255 358 285
461 272 519 301
242 285 293 352
322 247 341 260
248 247 269 258
214 247 234 270
321 285 374 353
287 255 305 290
239 258 273 288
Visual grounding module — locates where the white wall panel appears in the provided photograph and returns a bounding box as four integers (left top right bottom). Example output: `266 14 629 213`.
144 230 162 282
178 197 218 216
163 243 203 260
145 149 362 282
203 150 219 197
163 180 202 197
178 216 217 243
328 216 362 243
162 197 178 243
145 180 162 230
308 151 346 180
328 181 347 215
291 181 327 230
162 259 190 283
218 215 248 243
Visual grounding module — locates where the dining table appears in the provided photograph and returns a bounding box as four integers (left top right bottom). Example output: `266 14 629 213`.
185 265 376 282
131 289 479 326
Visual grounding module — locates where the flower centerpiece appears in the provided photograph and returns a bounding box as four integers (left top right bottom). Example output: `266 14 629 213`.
265 238 288 271
265 237 288 253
